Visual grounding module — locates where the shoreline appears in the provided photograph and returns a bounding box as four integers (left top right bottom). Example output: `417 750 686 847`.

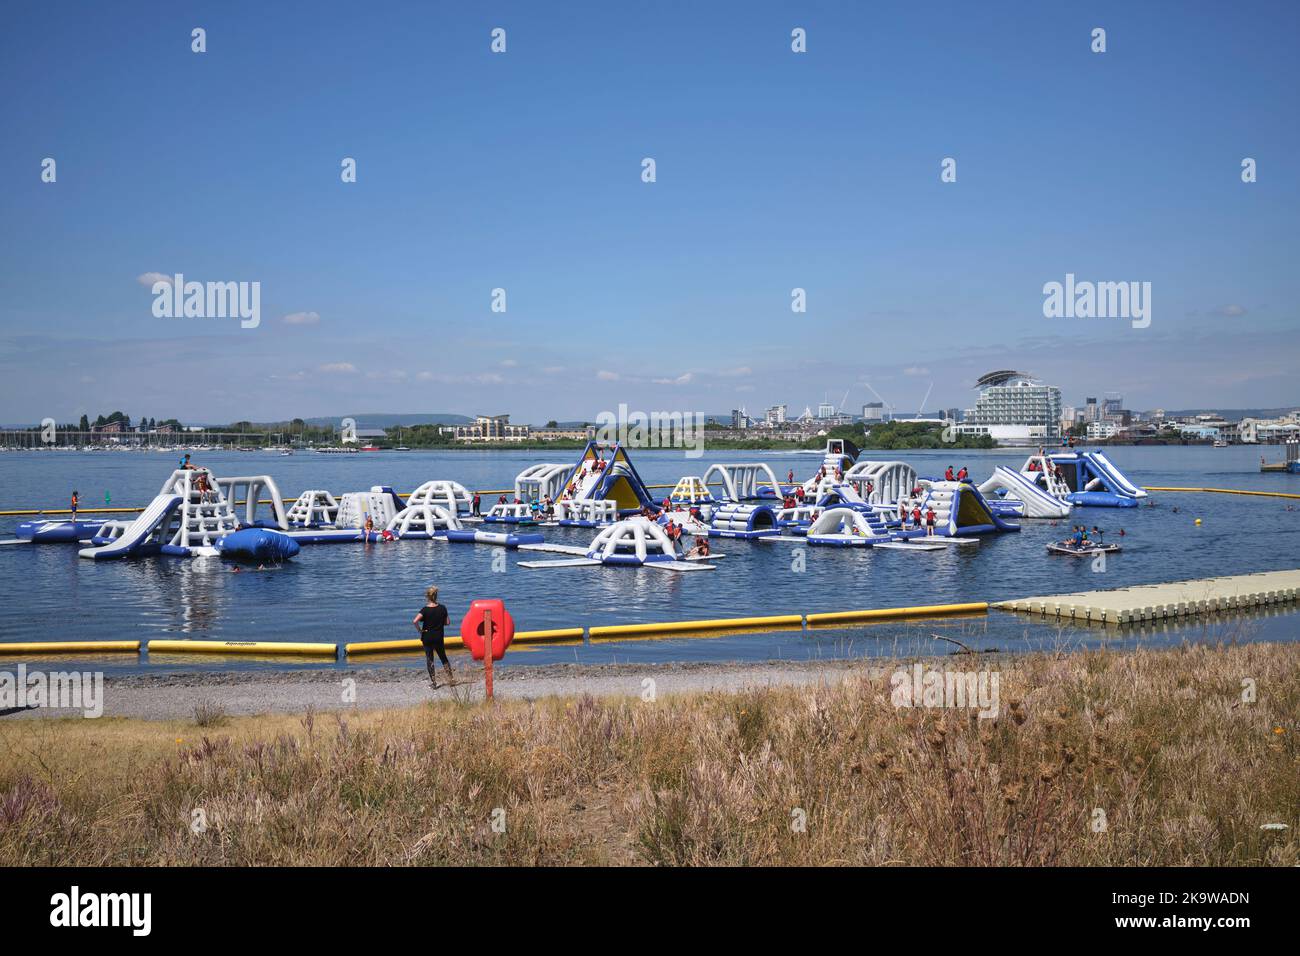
11 657 919 721
0 642 1256 721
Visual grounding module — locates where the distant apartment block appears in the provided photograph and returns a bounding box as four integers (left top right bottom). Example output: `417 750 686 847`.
442 414 531 442
1087 420 1118 441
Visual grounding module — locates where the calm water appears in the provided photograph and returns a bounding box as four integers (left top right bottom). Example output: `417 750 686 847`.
1 445 1297 672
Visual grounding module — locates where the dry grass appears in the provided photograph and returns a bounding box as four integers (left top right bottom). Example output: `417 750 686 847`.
1 642 1297 866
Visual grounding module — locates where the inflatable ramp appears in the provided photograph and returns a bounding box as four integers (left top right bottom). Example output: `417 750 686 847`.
558 442 656 514
915 481 1019 536
979 466 1072 518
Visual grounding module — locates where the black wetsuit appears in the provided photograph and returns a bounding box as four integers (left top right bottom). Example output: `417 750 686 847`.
416 603 450 673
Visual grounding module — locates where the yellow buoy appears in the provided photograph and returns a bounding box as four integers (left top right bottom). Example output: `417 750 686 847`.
1195 518 1202 525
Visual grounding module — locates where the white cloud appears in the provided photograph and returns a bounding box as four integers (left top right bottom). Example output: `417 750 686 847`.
596 370 619 381
903 366 930 376
721 366 752 377
137 272 171 287
318 362 356 374
652 372 694 385
500 358 518 367
1216 304 1247 317
283 311 321 325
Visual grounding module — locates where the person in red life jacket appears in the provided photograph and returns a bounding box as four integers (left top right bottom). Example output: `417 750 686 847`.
498 494 507 505
686 535 710 558
944 466 955 481
70 490 79 523
795 486 805 502
472 493 481 516
787 469 794 484
957 466 969 482
925 507 937 536
912 506 922 527
1027 459 1039 472
663 498 672 512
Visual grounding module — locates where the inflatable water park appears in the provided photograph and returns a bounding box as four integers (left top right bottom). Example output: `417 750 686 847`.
7 439 1153 567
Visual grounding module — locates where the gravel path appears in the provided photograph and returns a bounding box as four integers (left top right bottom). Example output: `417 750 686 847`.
6 658 950 721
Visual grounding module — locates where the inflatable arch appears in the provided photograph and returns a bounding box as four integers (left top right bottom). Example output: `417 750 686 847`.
387 502 461 539
216 474 288 529
587 517 685 565
702 462 783 501
514 463 572 504
843 461 917 505
805 506 893 547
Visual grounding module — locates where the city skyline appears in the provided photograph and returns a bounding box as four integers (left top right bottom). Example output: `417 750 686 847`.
3 1 1298 423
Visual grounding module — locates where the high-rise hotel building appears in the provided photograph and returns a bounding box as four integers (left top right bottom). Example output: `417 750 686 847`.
957 371 1063 445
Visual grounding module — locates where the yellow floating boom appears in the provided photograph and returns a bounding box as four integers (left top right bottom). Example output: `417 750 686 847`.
0 640 140 655
805 602 988 626
345 627 584 656
146 640 338 658
589 614 804 639
1142 486 1300 500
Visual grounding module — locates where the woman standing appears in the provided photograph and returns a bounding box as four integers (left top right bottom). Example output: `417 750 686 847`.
412 585 454 688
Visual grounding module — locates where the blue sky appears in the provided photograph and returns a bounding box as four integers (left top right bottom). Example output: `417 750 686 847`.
2 0 1297 425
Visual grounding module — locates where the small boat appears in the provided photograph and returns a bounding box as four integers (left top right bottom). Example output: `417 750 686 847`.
1213 439 1228 448
280 450 293 456
1047 541 1122 556
360 445 380 452
395 446 411 452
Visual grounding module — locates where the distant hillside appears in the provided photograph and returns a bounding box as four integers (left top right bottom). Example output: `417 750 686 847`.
303 413 474 429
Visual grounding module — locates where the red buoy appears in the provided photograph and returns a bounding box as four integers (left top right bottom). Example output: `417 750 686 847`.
460 599 515 662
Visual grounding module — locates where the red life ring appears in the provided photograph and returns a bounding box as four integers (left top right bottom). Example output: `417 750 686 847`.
460 599 515 661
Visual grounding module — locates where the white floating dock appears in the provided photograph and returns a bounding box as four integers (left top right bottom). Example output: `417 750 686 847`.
996 569 1300 625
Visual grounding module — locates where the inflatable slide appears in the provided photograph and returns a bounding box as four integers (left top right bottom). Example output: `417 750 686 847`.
78 494 183 560
978 466 1072 518
1047 452 1146 508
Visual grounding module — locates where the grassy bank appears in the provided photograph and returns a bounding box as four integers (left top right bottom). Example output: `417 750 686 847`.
1 643 1296 866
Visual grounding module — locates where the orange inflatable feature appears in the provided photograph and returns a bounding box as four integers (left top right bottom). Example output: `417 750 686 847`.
460 599 515 661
